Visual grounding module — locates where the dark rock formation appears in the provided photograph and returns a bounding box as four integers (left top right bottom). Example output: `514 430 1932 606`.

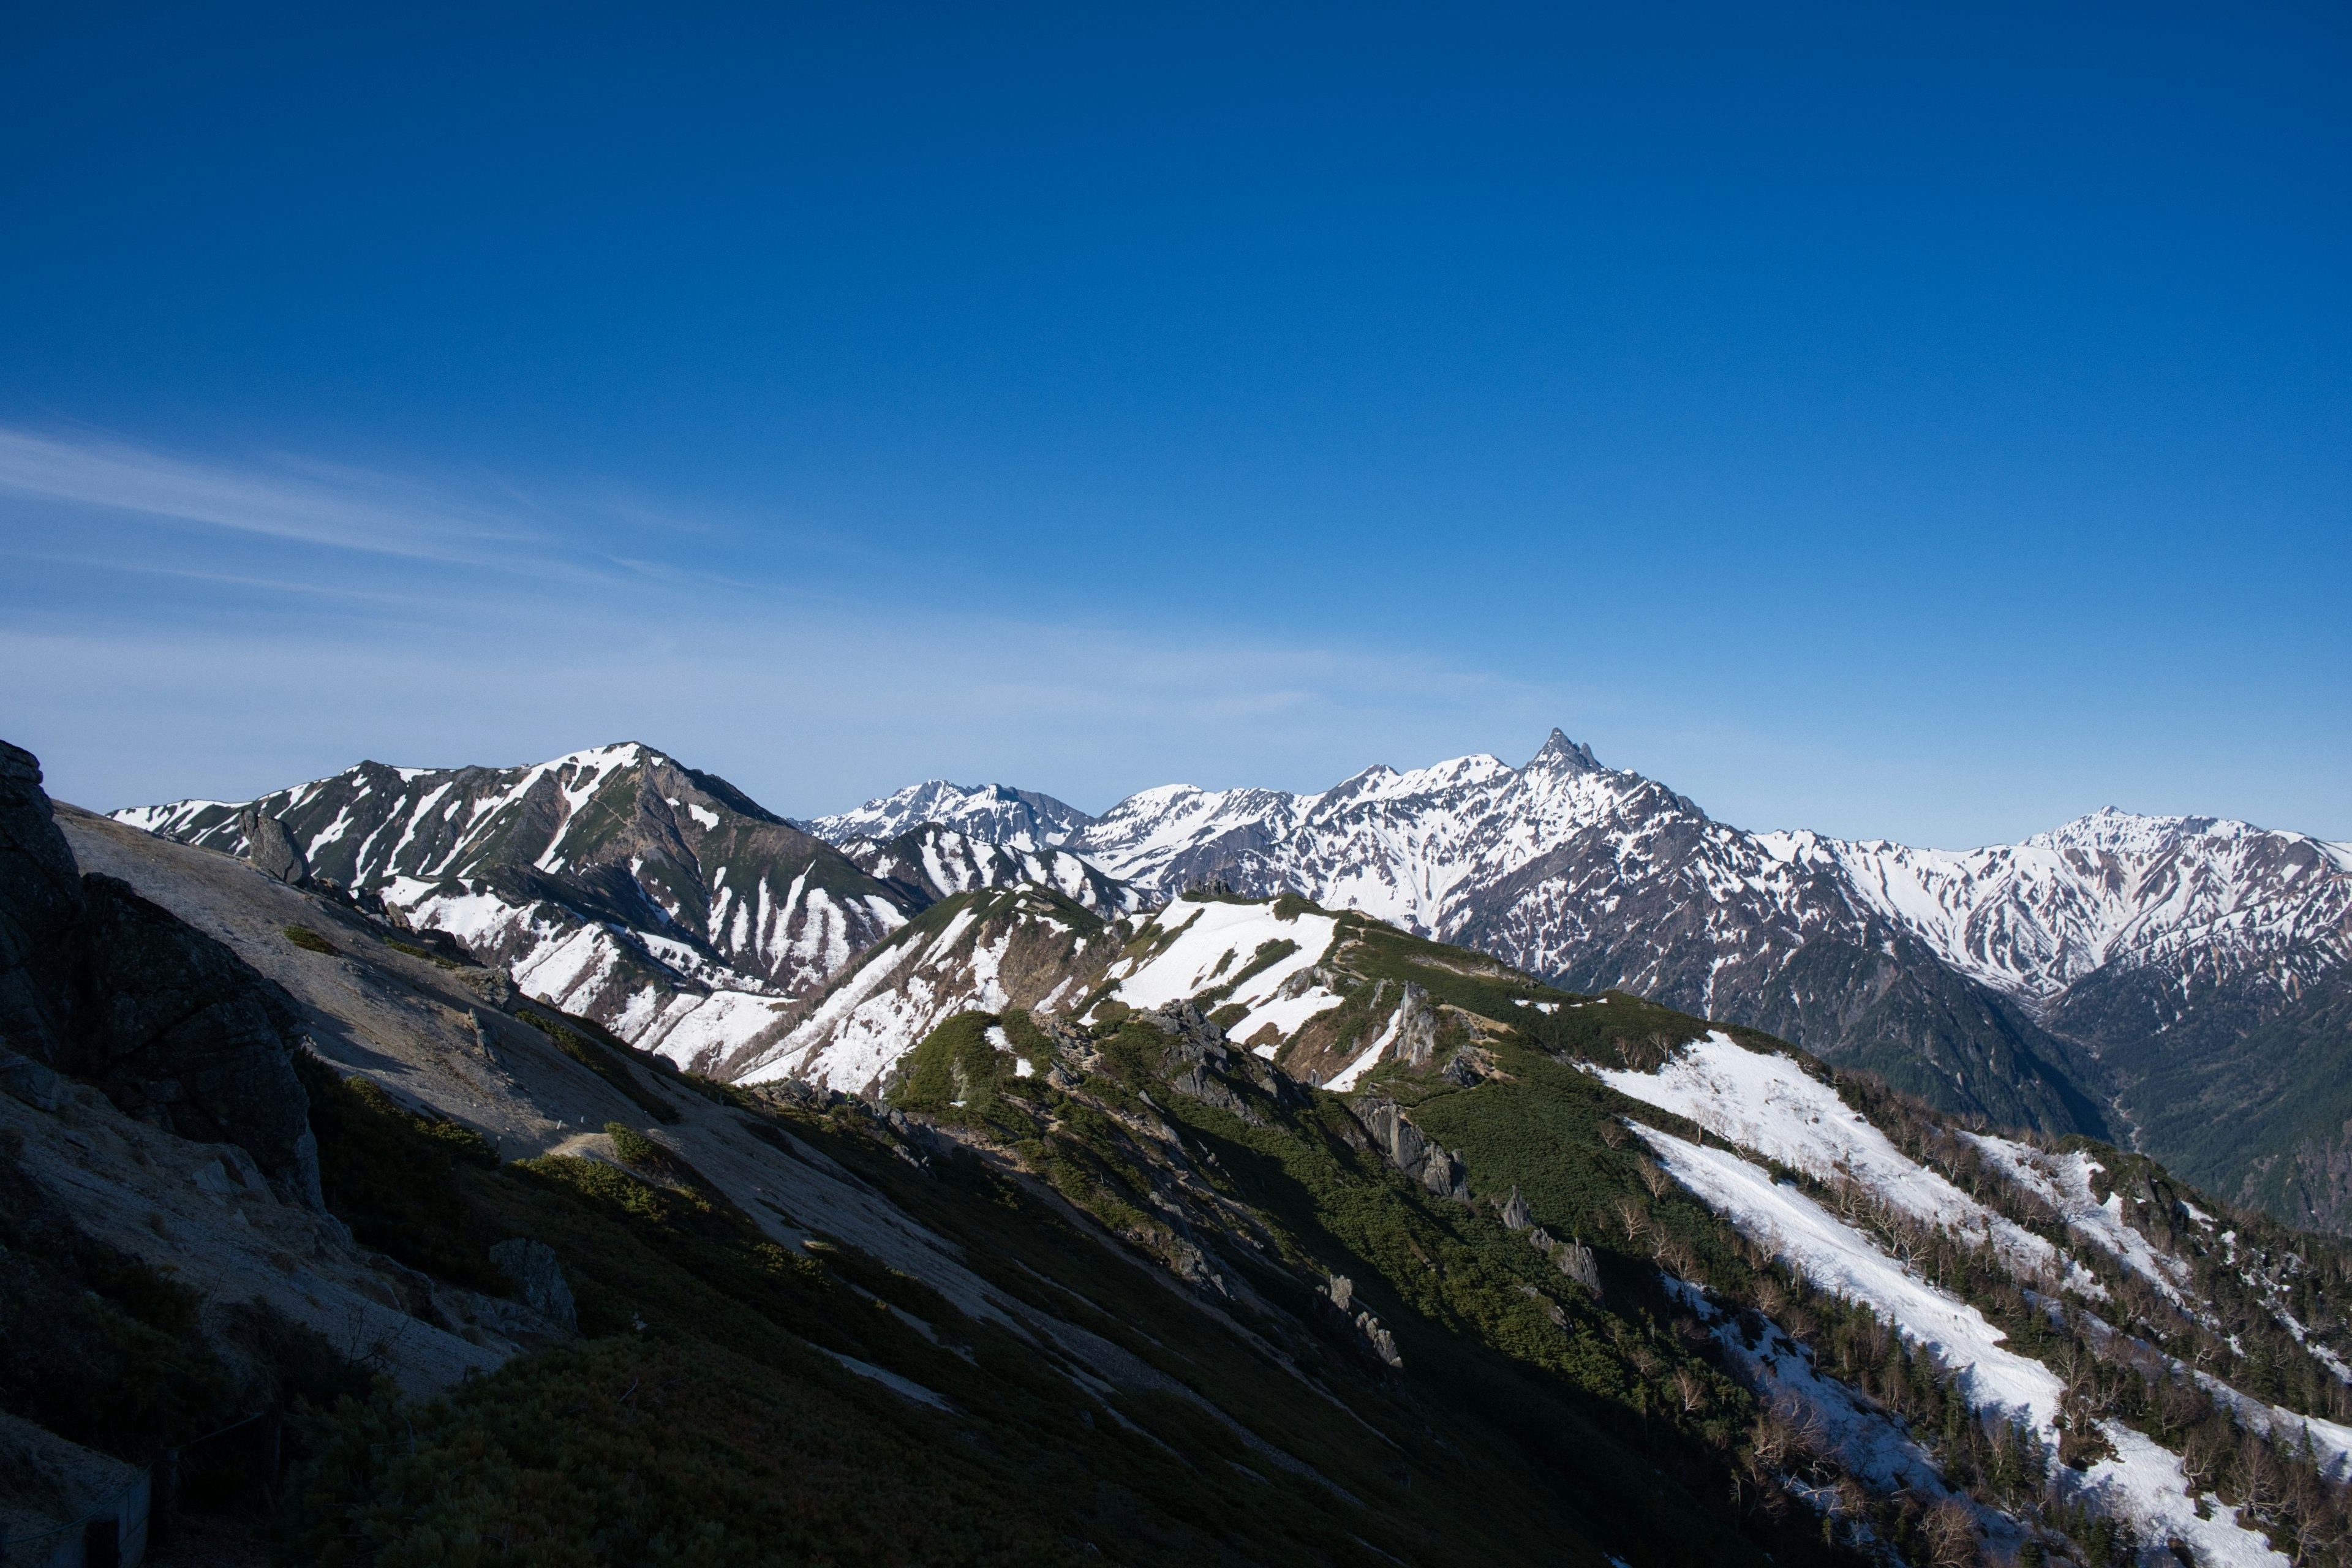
1170 1064 1262 1126
0 742 86 1063
1140 1000 1230 1065
489 1238 578 1334
0 741 321 1208
70 875 322 1206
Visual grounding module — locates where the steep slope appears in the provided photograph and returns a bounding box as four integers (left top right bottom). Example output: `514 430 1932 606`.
115 744 925 1072
734 884 1125 1093
1124 894 2352 1564
36 724 2352 1566
759 875 2352 1565
7 741 1814 1566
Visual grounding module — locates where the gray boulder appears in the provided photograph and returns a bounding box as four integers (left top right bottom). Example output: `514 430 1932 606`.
237 807 311 886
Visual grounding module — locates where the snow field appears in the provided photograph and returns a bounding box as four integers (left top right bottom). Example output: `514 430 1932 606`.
1616 1080 2305 1568
1324 1013 1400 1093
1595 1034 2075 1288
1107 899 1343 1045
1635 1123 2290 1565
1961 1135 2198 1315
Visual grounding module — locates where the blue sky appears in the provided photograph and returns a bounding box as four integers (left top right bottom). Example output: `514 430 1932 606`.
2 2 2345 845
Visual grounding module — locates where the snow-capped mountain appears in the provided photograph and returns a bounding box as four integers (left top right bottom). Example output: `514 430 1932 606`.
739 884 1123 1091
1794 808 2352 1011
124 754 927 1064
1046 729 2351 1027
846 731 2352 1219
115 744 921 1066
116 730 2352 1227
835 821 1144 918
806 779 1095 851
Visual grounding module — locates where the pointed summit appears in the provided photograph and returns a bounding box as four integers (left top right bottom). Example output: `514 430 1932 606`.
1525 728 1603 774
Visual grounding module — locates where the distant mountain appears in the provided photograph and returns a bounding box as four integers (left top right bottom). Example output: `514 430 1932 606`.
805 778 1096 851
835 821 1143 918
118 731 2352 1230
113 744 930 1071
850 731 2352 1226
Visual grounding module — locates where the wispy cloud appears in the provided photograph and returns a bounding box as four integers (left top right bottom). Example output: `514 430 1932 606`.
0 423 559 569
0 421 1581 818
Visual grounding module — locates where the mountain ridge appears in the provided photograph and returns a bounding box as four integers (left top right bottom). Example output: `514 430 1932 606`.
31 728 2352 1564
802 730 2352 1226
116 731 2352 1229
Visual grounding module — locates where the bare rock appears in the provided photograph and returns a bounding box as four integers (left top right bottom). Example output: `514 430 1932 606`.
1140 1000 1230 1065
489 1237 578 1333
0 1049 59 1112
72 875 322 1209
1355 1310 1403 1368
1349 1095 1471 1201
0 742 323 1208
1558 1239 1602 1297
236 807 311 886
1398 982 1438 1068
0 741 85 1063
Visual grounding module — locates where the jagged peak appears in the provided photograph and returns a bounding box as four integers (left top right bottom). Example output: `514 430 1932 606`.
1523 728 1604 774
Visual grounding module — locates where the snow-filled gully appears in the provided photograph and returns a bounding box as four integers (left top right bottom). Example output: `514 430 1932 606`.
1604 1034 2302 1566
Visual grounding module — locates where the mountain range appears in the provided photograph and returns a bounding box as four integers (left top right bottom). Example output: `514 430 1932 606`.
17 723 2352 1567
806 731 2352 1228
118 731 2352 1231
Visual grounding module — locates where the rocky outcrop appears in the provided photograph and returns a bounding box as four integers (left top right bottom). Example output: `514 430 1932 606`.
1317 1275 1402 1368
1396 982 1438 1068
70 875 321 1207
1349 1095 1470 1202
489 1238 578 1334
1170 1064 1262 1126
0 741 321 1208
0 742 86 1063
1140 1000 1230 1065
237 806 310 886
1556 1238 1602 1295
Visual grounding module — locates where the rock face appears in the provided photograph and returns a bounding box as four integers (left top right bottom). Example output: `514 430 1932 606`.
0 742 87 1063
1349 1096 1471 1202
237 806 310 886
0 740 320 1208
1395 983 1438 1068
489 1238 578 1334
70 875 322 1207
